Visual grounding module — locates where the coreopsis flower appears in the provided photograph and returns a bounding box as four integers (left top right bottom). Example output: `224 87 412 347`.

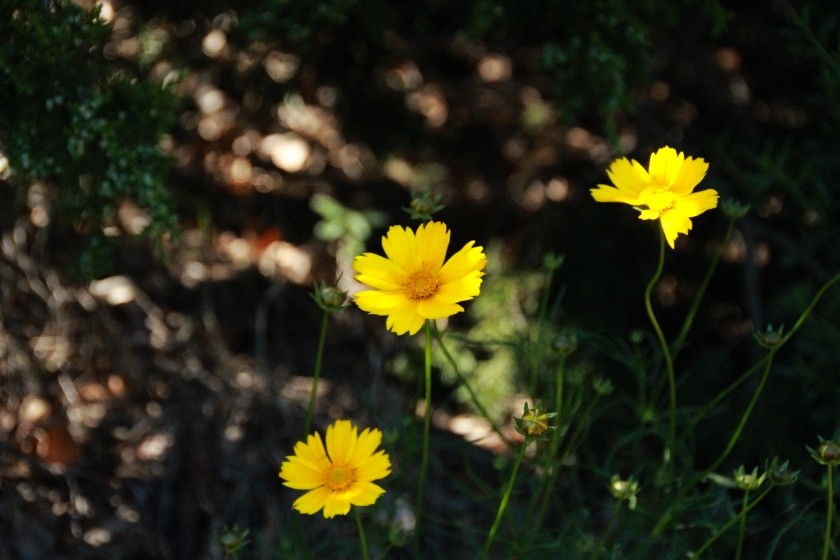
353 221 486 335
279 420 391 518
590 146 719 248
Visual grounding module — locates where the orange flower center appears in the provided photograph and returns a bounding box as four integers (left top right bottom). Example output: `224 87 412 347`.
404 268 440 300
326 464 353 491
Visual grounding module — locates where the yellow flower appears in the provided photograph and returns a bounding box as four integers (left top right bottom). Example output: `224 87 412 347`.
353 221 486 335
279 420 391 518
590 146 719 248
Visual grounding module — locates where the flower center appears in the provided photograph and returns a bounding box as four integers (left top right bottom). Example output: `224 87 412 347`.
326 465 354 491
404 268 440 300
639 186 677 214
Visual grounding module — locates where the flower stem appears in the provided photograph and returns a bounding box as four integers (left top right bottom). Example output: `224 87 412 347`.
355 509 370 560
304 309 330 436
690 485 773 558
672 216 736 358
735 489 750 560
529 265 556 395
705 349 776 474
481 442 527 559
823 463 834 560
433 328 512 447
415 320 433 542
644 231 676 471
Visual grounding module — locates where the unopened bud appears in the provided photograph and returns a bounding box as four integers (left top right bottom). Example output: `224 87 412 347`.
733 466 766 491
514 400 557 441
609 475 639 509
721 199 751 219
754 324 784 349
311 281 348 313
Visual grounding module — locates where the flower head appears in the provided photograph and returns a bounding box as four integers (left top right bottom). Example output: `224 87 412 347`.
279 420 391 518
590 146 719 248
353 221 486 335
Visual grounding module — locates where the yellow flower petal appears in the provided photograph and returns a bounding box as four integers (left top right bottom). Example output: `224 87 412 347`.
438 241 486 285
436 274 483 304
385 303 426 335
671 156 709 196
415 221 450 270
381 225 417 270
322 493 352 518
354 290 410 315
675 189 719 218
648 146 683 186
605 157 649 196
416 298 464 319
660 209 693 249
348 482 386 506
326 420 355 465
590 184 642 205
293 486 332 515
355 452 392 482
353 253 406 291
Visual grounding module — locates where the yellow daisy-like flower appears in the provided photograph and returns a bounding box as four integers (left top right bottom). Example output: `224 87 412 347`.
590 146 719 248
279 420 391 518
353 221 487 336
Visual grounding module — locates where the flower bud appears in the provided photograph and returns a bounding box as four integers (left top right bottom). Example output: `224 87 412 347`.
311 281 348 313
543 252 565 271
404 188 445 221
514 400 557 441
733 466 766 491
553 329 578 356
767 457 798 486
609 474 639 509
592 376 614 396
753 324 784 349
721 199 751 219
217 524 251 556
810 438 840 466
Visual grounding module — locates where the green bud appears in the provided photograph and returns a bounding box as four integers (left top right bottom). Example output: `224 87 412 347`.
766 457 799 486
543 252 565 271
733 466 766 491
404 188 445 221
553 329 578 356
311 281 348 313
809 437 840 466
609 475 639 509
217 524 251 556
514 400 558 441
592 376 614 396
753 324 784 349
721 199 751 219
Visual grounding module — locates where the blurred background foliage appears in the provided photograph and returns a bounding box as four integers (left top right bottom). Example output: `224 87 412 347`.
2 0 840 557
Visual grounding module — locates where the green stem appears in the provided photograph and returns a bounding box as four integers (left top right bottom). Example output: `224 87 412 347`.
304 310 330 436
690 485 773 558
735 489 750 560
672 217 736 358
433 328 512 447
705 349 776 474
687 354 769 433
824 464 834 560
529 266 556 395
481 442 528 559
415 320 433 537
355 509 370 560
644 231 676 470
